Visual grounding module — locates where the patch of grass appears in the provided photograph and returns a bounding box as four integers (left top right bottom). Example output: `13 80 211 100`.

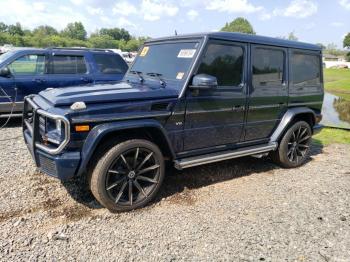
324 68 350 94
313 127 350 145
332 92 350 100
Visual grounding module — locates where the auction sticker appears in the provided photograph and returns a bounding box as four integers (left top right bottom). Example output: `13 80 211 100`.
176 72 185 80
177 49 196 58
140 46 149 57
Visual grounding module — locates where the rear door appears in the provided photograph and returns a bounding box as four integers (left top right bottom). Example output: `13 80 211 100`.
92 53 128 84
46 53 92 88
183 40 247 151
244 45 288 141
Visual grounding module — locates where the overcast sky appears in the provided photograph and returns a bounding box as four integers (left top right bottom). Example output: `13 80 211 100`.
0 0 349 48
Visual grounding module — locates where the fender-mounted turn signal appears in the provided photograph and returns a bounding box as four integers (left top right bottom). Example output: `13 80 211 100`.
75 125 90 132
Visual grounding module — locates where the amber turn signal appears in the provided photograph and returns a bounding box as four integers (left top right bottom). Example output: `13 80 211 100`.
75 125 90 132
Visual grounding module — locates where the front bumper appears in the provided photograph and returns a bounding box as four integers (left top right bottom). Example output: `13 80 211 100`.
22 97 80 180
24 128 80 180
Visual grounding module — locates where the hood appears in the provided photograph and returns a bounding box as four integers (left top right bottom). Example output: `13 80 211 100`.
39 81 179 107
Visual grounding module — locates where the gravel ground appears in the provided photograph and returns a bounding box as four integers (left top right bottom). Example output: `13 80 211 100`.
1 120 350 261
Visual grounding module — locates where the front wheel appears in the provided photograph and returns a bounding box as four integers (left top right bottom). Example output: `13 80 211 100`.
270 121 312 168
90 139 165 212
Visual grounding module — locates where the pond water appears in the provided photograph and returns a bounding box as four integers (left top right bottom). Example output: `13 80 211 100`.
321 92 350 130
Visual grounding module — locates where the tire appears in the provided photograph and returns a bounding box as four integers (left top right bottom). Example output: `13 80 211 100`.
270 121 312 168
90 139 165 212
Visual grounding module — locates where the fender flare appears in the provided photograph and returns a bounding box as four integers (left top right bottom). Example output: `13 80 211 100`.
270 107 316 143
76 119 175 176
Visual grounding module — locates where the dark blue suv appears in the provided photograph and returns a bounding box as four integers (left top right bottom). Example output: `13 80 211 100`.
23 32 324 212
0 48 128 116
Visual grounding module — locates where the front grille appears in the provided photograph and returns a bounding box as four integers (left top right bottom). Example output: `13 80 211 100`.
38 154 57 177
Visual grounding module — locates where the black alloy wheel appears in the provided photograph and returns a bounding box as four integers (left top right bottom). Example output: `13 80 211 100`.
106 147 161 206
90 139 165 212
286 125 311 164
270 121 312 168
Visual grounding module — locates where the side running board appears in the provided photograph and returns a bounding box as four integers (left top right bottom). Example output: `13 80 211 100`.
174 142 278 170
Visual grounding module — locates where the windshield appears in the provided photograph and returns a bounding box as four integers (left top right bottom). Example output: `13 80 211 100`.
0 51 16 64
130 41 199 82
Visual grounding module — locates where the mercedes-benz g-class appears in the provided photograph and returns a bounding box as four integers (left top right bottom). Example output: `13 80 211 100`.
23 32 323 211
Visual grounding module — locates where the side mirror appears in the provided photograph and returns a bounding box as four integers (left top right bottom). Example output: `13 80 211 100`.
190 74 218 90
0 67 11 78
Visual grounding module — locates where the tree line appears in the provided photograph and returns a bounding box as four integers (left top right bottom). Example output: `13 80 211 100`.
0 21 148 51
221 17 350 62
1 18 349 60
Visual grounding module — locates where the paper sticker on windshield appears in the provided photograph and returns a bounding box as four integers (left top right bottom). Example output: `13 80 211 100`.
176 72 185 80
140 46 149 57
177 49 196 58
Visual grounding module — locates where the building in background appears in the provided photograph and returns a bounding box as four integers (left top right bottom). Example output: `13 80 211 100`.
323 54 350 68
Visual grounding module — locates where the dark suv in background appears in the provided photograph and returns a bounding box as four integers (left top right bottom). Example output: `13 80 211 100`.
0 48 128 116
23 32 323 212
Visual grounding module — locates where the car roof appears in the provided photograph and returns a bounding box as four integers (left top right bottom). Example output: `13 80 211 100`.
47 47 116 54
5 47 117 55
146 32 321 51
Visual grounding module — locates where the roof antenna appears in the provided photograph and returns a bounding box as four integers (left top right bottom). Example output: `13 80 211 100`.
175 30 178 36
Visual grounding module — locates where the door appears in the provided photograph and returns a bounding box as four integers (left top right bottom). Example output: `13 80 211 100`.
92 53 128 84
0 73 16 113
183 40 247 152
244 45 288 141
6 53 47 100
46 54 92 88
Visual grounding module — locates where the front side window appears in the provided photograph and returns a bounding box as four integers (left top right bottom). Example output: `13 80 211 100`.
52 55 87 74
94 54 128 74
8 54 46 75
291 52 320 86
252 48 284 87
197 43 244 86
130 42 199 82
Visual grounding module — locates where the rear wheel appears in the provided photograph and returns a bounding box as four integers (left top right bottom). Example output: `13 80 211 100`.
90 139 165 212
270 121 312 168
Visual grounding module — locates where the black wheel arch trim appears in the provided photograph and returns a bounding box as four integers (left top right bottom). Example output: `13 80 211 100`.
76 119 175 176
270 107 317 143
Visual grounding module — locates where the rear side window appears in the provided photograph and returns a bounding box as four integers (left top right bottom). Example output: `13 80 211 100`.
291 53 320 86
8 54 46 75
198 43 244 86
252 48 284 87
52 55 87 74
94 54 128 74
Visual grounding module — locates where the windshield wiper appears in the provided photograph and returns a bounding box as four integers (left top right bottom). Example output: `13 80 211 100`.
129 70 144 83
146 72 166 87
